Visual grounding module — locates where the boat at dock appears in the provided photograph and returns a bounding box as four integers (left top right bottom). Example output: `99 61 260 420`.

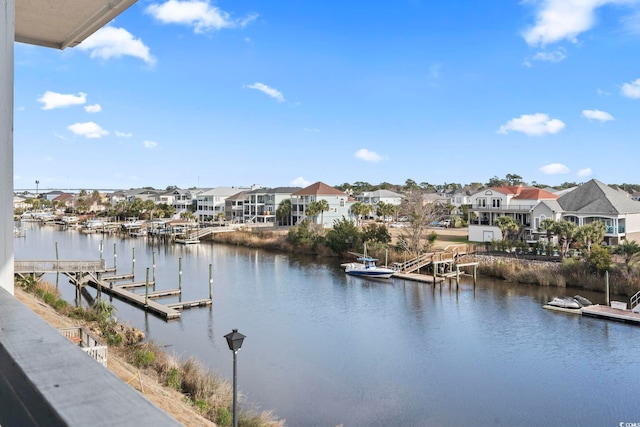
342 256 396 279
543 295 592 313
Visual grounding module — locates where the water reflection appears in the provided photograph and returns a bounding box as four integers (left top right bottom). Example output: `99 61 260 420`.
14 223 640 427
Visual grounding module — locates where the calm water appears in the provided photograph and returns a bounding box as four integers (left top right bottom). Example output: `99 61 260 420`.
14 224 640 427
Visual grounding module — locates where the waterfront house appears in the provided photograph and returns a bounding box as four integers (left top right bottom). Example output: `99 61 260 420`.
530 179 640 245
225 190 248 222
291 182 353 228
449 189 473 214
242 187 301 224
468 185 559 242
355 189 403 219
195 187 247 222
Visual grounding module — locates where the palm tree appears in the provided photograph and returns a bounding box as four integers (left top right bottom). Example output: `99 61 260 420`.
317 199 330 227
350 202 370 226
555 220 577 257
495 216 520 243
276 199 292 226
613 240 640 272
575 221 606 254
305 201 320 224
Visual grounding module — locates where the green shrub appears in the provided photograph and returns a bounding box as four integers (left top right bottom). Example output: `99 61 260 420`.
42 292 56 305
216 407 232 427
166 367 181 391
133 349 156 368
194 399 210 415
53 298 68 312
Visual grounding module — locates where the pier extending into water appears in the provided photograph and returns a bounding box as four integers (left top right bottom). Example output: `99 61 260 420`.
14 258 213 321
391 244 478 287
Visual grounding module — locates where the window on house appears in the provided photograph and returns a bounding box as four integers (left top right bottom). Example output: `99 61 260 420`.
492 198 501 208
477 198 486 207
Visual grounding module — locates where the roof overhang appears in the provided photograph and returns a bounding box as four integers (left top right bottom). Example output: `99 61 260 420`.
15 0 137 50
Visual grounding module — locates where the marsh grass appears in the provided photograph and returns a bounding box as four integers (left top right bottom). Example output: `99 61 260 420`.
15 276 284 426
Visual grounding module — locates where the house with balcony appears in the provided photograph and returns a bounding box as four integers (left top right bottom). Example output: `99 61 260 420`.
355 189 403 218
242 187 301 224
468 186 559 242
291 182 354 228
449 189 473 214
530 179 640 246
195 187 246 221
225 191 248 222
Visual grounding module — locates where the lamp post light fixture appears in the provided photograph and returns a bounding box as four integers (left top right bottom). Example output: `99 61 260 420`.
35 179 39 198
224 329 246 427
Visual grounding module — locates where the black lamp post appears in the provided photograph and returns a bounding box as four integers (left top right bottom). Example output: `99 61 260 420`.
35 179 39 198
224 329 245 427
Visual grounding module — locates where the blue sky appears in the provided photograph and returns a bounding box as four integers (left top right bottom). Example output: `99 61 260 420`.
13 0 640 191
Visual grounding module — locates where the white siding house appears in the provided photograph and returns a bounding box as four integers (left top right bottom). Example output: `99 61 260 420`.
292 182 354 228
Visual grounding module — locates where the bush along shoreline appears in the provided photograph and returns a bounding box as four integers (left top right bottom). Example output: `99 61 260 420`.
15 276 285 427
210 224 640 298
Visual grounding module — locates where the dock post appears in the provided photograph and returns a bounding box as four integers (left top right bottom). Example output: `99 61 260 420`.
179 257 182 291
209 264 213 300
99 240 103 260
152 251 156 284
473 264 477 287
433 264 436 286
132 247 136 281
113 243 117 270
145 268 149 308
55 242 59 287
97 272 102 300
605 270 610 306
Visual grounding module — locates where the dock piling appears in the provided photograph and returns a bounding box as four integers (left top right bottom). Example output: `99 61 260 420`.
209 264 213 300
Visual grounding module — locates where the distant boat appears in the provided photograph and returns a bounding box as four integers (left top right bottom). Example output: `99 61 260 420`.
342 256 396 279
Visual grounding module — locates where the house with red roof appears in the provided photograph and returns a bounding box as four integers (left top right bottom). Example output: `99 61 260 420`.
291 182 354 228
468 185 558 242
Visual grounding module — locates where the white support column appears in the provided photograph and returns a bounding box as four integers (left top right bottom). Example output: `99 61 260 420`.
1 0 14 294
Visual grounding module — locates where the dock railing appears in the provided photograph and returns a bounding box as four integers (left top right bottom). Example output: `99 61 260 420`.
15 259 107 274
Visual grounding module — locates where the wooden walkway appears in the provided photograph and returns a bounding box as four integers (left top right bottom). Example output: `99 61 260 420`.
15 259 107 274
67 272 182 320
581 304 640 325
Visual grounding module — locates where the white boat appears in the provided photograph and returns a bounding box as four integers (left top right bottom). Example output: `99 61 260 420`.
342 256 396 279
544 295 593 313
547 297 582 310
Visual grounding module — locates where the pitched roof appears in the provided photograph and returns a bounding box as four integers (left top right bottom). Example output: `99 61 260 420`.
492 186 558 200
292 182 346 196
557 179 640 214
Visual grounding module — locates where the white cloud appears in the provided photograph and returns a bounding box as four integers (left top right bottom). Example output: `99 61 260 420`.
355 148 384 163
532 48 567 62
78 26 155 65
115 131 133 138
522 0 628 46
540 163 570 174
597 88 611 96
582 109 614 121
246 82 285 102
621 78 640 98
84 104 102 113
577 167 593 177
38 91 86 110
146 0 257 33
498 113 565 136
143 140 158 149
291 176 310 187
68 122 108 139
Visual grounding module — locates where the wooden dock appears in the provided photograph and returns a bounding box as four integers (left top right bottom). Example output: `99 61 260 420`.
581 304 640 325
72 273 181 320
